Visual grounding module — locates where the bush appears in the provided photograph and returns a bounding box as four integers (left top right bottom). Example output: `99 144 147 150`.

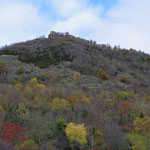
16 66 25 75
18 140 36 150
0 61 8 75
120 75 128 83
73 72 80 80
97 69 109 81
0 141 16 150
35 60 51 68
10 80 20 85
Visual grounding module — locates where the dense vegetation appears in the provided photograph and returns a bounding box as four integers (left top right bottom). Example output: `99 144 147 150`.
0 34 150 149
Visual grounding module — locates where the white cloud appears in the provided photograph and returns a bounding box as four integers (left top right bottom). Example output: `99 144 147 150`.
47 0 98 18
48 0 104 37
0 0 52 46
48 0 82 18
53 12 105 36
104 0 150 52
1 0 150 53
49 0 150 53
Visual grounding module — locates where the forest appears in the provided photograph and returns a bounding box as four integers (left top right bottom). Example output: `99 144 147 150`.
0 34 150 150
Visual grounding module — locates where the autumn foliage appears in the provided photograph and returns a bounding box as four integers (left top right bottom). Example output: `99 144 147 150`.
73 71 80 80
97 69 109 81
51 97 70 113
1 30 150 150
0 61 8 75
65 122 87 145
0 123 26 143
128 117 150 150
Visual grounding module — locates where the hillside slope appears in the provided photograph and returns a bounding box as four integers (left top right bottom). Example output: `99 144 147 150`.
0 33 150 149
0 33 150 94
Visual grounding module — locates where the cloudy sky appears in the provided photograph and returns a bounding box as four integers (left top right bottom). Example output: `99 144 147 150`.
0 0 150 53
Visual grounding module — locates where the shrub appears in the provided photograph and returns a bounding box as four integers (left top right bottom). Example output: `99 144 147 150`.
73 72 80 80
51 98 70 113
0 61 8 75
67 95 78 106
0 141 16 150
56 118 67 131
10 80 20 85
38 72 57 83
35 60 51 68
97 69 109 81
116 91 136 102
0 122 26 143
18 139 36 150
120 75 128 83
16 66 25 75
0 105 4 111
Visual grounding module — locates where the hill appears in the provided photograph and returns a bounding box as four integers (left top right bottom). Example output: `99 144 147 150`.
0 32 150 150
1 31 150 94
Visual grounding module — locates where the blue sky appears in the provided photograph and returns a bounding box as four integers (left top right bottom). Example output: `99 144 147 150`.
90 0 118 10
0 0 150 53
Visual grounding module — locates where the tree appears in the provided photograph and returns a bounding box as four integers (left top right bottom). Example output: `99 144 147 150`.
103 121 129 150
0 122 26 144
87 127 104 150
18 139 36 150
140 112 144 119
0 141 16 150
133 117 150 137
73 72 80 80
0 105 4 112
30 77 38 87
51 98 70 113
67 95 78 106
128 117 150 150
128 134 146 150
65 122 87 147
116 91 136 102
56 118 67 131
16 66 25 75
16 103 30 122
0 61 8 75
97 69 109 81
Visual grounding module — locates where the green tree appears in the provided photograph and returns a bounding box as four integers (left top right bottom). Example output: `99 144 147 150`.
16 66 25 75
140 112 144 119
56 118 67 131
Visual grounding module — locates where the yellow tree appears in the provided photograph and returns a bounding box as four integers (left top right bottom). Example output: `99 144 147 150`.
73 72 80 80
67 90 90 106
0 61 8 75
30 77 38 87
67 95 78 106
128 117 150 150
23 78 47 103
33 83 46 102
0 105 4 111
51 98 70 113
65 122 87 147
